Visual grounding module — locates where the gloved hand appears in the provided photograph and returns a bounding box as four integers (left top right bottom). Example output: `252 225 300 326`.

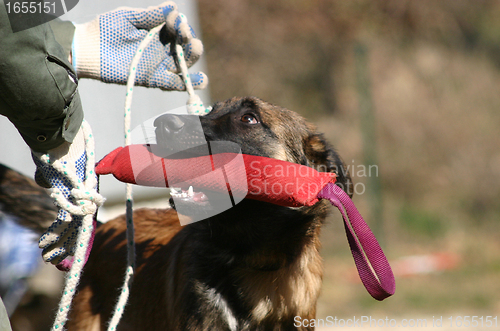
32 122 103 269
72 1 207 91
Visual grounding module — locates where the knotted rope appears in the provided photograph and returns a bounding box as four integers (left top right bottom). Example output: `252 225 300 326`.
47 120 104 331
175 13 210 116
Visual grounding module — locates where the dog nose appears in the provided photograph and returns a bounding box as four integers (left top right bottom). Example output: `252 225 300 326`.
154 114 185 134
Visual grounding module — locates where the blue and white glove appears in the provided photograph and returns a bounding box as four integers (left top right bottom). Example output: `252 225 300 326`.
32 123 103 268
72 1 207 91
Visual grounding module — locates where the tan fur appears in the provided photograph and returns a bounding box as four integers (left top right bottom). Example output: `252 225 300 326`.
239 240 323 321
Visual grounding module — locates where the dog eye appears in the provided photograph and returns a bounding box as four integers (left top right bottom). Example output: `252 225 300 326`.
241 114 259 124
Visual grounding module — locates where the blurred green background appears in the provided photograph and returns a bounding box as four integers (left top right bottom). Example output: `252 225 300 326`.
198 0 500 322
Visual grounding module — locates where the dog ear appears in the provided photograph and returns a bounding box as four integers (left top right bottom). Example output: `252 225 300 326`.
304 133 354 198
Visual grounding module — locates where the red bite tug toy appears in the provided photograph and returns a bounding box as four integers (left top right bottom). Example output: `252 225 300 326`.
95 144 336 207
96 144 395 300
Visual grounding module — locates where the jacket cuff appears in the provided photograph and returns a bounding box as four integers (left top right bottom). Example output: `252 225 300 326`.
12 92 84 153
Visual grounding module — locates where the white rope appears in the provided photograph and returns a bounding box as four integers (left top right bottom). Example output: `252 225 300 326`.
49 120 104 331
176 13 210 115
105 24 164 331
176 42 206 115
107 17 209 330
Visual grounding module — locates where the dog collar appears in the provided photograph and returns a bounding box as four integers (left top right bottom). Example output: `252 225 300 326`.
96 144 395 301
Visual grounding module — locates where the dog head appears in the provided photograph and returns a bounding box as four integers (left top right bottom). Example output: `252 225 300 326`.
153 96 353 217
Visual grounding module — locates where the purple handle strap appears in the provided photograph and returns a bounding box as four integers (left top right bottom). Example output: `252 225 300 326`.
318 182 395 301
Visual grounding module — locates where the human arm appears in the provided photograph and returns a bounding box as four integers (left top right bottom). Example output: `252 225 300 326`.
1 1 207 267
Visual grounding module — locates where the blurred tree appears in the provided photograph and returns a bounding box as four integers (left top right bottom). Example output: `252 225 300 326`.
198 0 500 115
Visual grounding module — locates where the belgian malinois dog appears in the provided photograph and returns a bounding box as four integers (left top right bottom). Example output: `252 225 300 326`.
3 97 353 330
